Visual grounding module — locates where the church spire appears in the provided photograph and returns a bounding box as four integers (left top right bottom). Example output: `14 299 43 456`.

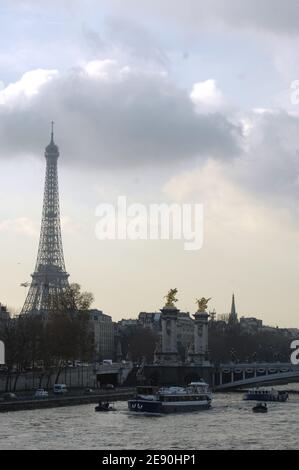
231 293 236 316
228 293 238 325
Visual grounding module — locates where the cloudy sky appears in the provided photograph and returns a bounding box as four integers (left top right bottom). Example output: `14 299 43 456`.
1 0 299 326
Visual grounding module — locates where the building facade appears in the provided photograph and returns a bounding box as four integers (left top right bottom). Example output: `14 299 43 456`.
240 317 263 334
117 319 140 331
89 310 115 361
0 304 10 322
138 312 161 333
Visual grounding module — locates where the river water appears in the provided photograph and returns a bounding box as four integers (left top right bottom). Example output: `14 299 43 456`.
0 391 298 450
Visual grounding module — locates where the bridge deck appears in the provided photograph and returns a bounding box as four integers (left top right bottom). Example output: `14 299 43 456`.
214 363 299 391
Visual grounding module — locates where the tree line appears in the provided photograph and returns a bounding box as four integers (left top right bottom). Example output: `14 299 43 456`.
209 323 293 364
117 321 293 365
0 284 95 390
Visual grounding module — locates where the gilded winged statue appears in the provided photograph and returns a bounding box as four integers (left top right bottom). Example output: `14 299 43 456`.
164 288 178 307
196 297 211 312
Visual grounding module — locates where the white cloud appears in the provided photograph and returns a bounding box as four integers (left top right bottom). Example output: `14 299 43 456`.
190 79 227 114
0 217 38 237
0 69 58 107
84 60 119 80
61 216 84 235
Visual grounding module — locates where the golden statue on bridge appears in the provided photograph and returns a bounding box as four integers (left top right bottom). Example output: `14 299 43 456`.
164 288 178 308
196 297 211 312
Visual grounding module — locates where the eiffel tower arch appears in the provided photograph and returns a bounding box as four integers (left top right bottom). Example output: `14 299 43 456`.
21 123 69 315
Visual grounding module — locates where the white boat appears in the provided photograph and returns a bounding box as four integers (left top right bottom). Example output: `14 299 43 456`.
128 381 212 414
244 387 289 403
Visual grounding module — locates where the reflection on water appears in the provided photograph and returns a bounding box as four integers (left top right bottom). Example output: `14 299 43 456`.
0 390 298 450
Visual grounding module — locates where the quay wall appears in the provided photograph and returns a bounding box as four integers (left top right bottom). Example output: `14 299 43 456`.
0 366 97 393
0 389 135 413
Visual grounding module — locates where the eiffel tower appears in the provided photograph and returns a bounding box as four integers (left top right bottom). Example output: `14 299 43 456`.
21 123 69 315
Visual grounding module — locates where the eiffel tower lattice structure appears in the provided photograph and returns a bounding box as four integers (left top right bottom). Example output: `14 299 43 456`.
21 123 69 315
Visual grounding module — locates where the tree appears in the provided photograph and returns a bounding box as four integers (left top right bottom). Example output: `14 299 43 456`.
53 283 94 312
120 326 158 363
47 284 95 381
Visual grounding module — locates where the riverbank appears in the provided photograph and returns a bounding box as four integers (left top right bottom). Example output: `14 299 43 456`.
0 388 135 413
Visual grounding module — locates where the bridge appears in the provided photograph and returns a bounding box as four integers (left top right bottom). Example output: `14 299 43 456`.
213 363 299 391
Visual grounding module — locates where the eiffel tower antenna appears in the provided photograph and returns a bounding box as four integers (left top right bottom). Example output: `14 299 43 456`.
21 123 69 315
51 120 54 142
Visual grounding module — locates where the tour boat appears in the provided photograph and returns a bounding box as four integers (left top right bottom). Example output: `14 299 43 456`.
244 387 288 403
128 382 212 414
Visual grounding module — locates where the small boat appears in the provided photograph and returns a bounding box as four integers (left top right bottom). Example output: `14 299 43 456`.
128 381 212 414
252 403 268 413
244 387 288 403
95 402 115 412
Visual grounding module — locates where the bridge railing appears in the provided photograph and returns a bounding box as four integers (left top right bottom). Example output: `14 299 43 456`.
216 362 299 371
213 362 299 390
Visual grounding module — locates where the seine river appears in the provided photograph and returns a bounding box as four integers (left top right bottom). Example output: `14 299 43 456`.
0 390 298 450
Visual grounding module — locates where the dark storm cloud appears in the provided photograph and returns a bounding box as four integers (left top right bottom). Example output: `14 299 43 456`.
0 65 241 168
